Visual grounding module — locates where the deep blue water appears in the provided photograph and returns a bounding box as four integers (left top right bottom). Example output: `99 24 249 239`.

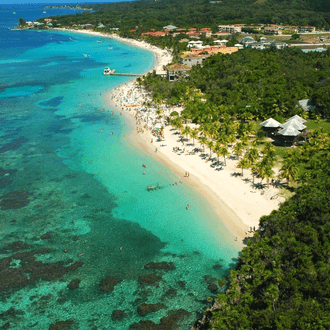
0 4 240 329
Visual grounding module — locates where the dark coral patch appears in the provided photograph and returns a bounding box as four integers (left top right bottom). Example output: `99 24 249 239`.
0 177 13 189
99 276 122 293
0 167 17 189
137 303 165 317
67 279 81 290
0 137 28 154
138 274 162 287
0 190 31 210
130 309 189 329
0 248 83 297
0 241 30 253
144 262 176 271
39 96 64 108
49 319 74 330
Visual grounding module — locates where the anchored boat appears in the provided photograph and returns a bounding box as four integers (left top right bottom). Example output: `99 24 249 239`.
103 67 116 75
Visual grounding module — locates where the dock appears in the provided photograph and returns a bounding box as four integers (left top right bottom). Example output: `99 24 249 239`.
108 72 142 77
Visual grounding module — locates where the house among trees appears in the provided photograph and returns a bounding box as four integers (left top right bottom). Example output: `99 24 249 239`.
166 63 191 81
179 53 210 66
264 26 282 35
297 99 315 112
218 25 242 33
299 26 316 32
163 25 178 30
261 115 308 146
260 118 282 136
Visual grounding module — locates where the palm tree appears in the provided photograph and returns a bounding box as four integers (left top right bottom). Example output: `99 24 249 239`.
220 145 230 166
238 157 249 176
182 126 191 142
190 128 199 146
233 142 244 160
264 165 275 188
262 142 276 160
207 140 214 158
251 164 258 186
200 136 207 153
246 148 259 166
240 134 249 148
279 160 299 184
172 117 183 132
214 142 221 162
256 158 274 187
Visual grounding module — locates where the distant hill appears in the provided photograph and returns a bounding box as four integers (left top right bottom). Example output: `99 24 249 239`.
49 0 330 31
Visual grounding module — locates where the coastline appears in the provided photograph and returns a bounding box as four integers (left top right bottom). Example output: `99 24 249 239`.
54 28 284 243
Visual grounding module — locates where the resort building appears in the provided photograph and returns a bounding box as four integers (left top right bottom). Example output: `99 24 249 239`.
163 25 178 30
166 63 191 81
179 53 210 66
264 27 282 35
261 115 308 145
299 26 316 33
217 25 242 33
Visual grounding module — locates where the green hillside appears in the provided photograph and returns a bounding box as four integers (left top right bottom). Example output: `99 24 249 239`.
49 0 330 32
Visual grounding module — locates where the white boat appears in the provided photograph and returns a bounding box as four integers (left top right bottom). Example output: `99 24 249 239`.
104 68 111 75
43 11 46 13
108 47 113 49
97 40 103 43
103 68 116 75
82 54 90 57
13 12 16 14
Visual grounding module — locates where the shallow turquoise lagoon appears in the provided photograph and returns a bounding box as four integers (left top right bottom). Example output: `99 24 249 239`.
0 27 241 329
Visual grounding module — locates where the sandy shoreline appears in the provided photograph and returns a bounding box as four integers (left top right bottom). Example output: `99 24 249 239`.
55 28 284 243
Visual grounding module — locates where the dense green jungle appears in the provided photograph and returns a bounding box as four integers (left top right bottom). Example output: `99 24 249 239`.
38 0 330 328
49 0 330 32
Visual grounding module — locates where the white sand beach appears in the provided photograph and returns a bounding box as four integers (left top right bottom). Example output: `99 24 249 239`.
56 28 284 242
108 79 285 242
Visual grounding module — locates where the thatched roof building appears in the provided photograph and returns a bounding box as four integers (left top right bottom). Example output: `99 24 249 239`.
260 118 282 128
285 114 307 124
278 126 300 137
280 119 306 131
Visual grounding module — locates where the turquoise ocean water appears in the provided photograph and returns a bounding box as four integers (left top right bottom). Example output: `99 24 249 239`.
0 4 241 329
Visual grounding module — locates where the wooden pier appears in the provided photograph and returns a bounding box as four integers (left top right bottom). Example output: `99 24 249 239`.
108 72 142 77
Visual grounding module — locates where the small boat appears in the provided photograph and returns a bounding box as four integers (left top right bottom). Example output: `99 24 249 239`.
97 40 103 43
83 54 90 57
103 67 116 75
43 11 46 13
13 12 16 14
103 68 111 75
108 47 113 49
